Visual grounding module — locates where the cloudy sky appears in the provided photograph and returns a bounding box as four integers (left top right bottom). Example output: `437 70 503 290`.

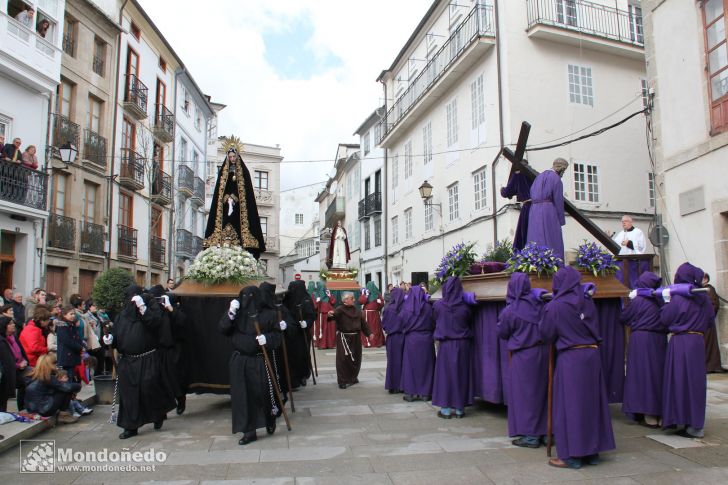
138 0 433 190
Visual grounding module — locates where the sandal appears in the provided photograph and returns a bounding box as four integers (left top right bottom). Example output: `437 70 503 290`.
548 458 581 469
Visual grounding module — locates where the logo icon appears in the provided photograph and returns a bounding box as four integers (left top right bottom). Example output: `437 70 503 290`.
20 440 55 473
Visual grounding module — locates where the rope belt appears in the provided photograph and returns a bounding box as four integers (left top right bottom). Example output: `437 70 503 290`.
108 348 157 423
521 199 532 204
565 344 598 351
674 331 704 336
339 331 357 362
531 199 550 204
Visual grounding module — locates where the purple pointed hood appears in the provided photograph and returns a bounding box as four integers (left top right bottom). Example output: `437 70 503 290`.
674 262 704 286
390 287 405 311
440 276 464 308
506 272 543 323
401 285 427 318
551 266 583 309
635 271 662 289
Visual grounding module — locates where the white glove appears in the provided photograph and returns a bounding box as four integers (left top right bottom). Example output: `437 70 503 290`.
228 299 240 319
102 334 113 345
377 298 382 305
256 334 267 346
279 320 287 331
162 295 172 311
662 288 671 303
361 288 366 295
131 295 144 307
325 290 332 297
366 289 370 296
316 297 321 302
300 320 307 329
628 289 637 300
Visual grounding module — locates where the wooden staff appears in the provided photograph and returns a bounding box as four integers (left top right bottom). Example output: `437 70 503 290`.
298 305 318 381
276 306 295 413
546 343 555 458
252 315 291 431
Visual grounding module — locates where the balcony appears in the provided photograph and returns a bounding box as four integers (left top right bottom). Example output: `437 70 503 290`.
119 149 145 191
48 215 76 251
0 160 48 211
178 165 194 197
191 177 204 206
254 188 273 206
153 104 175 143
83 129 107 169
50 114 80 157
150 236 166 266
325 196 345 229
176 229 194 259
192 236 204 257
150 168 172 206
117 225 137 259
525 0 645 59
358 191 382 221
123 73 148 120
377 4 495 146
79 221 105 256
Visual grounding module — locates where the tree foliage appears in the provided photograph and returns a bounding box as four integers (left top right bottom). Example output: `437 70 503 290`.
92 268 135 313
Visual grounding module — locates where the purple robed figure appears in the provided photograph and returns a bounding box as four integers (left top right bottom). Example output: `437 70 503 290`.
472 302 509 404
497 273 548 446
501 164 533 251
540 266 615 468
527 160 567 261
621 272 666 425
382 288 405 393
432 277 476 417
662 263 715 438
400 285 436 400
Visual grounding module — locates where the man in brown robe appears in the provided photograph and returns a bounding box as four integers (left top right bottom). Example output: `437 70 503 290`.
703 273 724 373
328 292 373 389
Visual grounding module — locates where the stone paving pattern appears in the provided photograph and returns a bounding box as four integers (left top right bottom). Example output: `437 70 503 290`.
2 348 728 484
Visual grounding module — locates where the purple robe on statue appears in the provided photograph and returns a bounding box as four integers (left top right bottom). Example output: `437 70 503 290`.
621 272 666 420
540 266 615 460
662 263 715 431
527 170 566 260
501 167 533 251
400 286 436 398
497 273 548 438
382 288 405 392
472 302 509 404
432 277 475 410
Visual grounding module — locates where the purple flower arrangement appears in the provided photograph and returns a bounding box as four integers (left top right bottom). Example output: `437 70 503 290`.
506 242 563 277
575 240 620 276
435 242 478 283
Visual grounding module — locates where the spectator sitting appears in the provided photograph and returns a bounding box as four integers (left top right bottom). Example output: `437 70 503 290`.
15 7 35 28
36 19 49 38
21 145 39 170
3 138 22 162
19 306 50 367
12 293 26 328
0 316 17 412
24 353 80 423
1 316 29 410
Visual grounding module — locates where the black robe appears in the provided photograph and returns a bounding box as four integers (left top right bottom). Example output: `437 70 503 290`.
204 155 266 258
113 287 175 430
258 282 288 400
283 281 316 388
150 285 187 399
220 286 282 435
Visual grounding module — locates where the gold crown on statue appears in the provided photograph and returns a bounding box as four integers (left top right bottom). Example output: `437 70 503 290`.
221 136 245 158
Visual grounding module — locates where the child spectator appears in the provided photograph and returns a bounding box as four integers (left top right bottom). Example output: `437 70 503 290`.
24 353 80 424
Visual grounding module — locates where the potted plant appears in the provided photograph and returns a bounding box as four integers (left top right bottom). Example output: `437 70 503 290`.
435 242 478 285
574 240 620 277
506 242 564 278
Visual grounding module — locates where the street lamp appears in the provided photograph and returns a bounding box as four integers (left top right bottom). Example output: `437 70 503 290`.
418 180 445 258
58 142 78 165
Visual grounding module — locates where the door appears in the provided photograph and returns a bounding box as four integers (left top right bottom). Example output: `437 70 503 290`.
125 48 139 101
0 233 15 291
78 270 96 300
364 178 371 197
46 266 66 298
375 170 382 194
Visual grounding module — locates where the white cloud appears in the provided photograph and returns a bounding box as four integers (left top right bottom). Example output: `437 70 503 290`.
137 0 432 190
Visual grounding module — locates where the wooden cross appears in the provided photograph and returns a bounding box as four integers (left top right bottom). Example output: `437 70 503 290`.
503 122 621 255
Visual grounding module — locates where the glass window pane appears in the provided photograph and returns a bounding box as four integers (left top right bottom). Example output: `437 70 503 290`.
706 0 724 25
707 19 726 49
710 43 728 73
711 69 728 100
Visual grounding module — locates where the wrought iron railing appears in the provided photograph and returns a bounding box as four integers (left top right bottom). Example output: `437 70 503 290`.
178 164 194 194
192 236 204 256
117 225 137 258
154 103 175 139
92 54 104 76
150 236 166 264
48 214 76 250
358 198 367 220
79 220 105 255
365 191 382 216
124 73 148 114
377 4 495 143
120 148 145 188
83 129 106 168
325 196 345 228
51 113 80 150
526 0 644 47
193 176 205 202
151 167 172 201
176 229 193 258
0 160 48 210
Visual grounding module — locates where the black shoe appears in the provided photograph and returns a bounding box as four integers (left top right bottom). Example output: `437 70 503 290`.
403 394 415 402
353 378 359 384
421 395 432 402
153 420 163 431
266 419 276 435
119 429 138 439
674 429 700 439
388 389 396 394
239 433 257 445
338 383 350 389
512 437 540 448
176 396 186 415
453 412 465 419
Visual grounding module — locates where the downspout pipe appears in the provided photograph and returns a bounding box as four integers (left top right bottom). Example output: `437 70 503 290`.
379 80 388 288
169 68 181 276
490 0 505 247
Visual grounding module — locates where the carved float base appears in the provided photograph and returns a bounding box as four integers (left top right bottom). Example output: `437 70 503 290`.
171 278 271 297
324 268 361 290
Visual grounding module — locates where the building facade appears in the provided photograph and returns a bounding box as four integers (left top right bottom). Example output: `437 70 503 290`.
644 0 728 360
278 221 321 287
279 183 323 258
377 0 652 285
0 0 65 295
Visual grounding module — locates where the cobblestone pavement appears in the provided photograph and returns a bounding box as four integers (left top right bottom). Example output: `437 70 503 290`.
2 348 728 484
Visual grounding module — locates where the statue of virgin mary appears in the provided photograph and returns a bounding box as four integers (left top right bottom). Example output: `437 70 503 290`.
327 220 350 269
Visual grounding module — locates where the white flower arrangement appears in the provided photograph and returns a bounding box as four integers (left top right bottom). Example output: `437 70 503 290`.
186 246 265 285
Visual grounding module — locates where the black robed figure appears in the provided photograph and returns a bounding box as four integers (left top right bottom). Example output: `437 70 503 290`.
204 147 266 258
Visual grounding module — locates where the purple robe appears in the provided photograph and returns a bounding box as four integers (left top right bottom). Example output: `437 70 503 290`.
595 299 625 403
382 288 405 392
540 266 615 460
497 273 547 437
501 168 533 251
621 272 666 420
472 302 509 404
526 170 565 260
662 263 715 430
432 277 475 410
400 286 436 397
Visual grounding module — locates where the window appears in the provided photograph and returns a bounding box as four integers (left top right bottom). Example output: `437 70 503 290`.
254 170 269 190
190 209 197 234
192 150 199 168
295 213 304 225
392 154 399 189
424 201 434 232
702 1 728 132
195 107 202 131
423 122 432 165
121 118 135 150
53 174 67 215
181 87 191 114
374 216 382 247
404 140 413 179
404 208 413 240
0 114 10 140
260 259 268 274
573 162 600 202
391 216 399 244
130 22 141 40
151 206 162 238
364 220 371 250
62 17 77 56
374 123 381 145
354 222 360 250
648 172 655 207
448 183 459 221
641 79 649 109
179 137 187 161
473 167 487 211
471 74 485 129
557 0 577 27
568 64 594 107
93 38 106 76
363 132 370 156
83 182 97 223
446 99 458 146
260 216 268 237
58 79 74 118
88 96 102 133
628 5 644 44
159 56 167 72
119 191 133 227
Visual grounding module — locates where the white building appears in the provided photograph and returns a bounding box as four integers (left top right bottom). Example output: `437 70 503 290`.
278 221 321 287
643 0 728 359
377 0 652 285
279 182 323 258
355 108 386 290
0 0 65 295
